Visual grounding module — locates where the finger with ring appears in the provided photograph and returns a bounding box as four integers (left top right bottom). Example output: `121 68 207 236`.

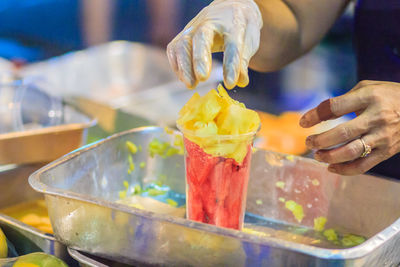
360 137 372 158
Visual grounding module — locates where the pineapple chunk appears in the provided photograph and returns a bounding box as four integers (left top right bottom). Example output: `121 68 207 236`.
313 216 327 232
179 92 201 116
177 84 260 163
217 104 259 135
198 89 221 122
195 121 218 136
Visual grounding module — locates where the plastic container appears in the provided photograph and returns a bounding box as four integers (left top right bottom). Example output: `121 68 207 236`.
179 127 257 230
0 74 63 134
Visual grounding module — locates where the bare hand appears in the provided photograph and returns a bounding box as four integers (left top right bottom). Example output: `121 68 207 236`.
300 80 400 175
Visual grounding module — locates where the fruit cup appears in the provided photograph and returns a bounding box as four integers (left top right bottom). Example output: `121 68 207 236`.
179 127 257 230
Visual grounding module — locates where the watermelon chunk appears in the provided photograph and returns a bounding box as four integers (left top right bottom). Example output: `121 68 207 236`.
185 139 252 230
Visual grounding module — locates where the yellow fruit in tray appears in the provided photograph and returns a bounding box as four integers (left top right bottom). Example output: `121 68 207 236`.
178 84 260 163
0 227 7 258
13 252 68 267
314 216 327 232
285 200 305 223
0 200 53 234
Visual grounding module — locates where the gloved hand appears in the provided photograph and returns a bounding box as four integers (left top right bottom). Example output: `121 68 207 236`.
167 0 263 89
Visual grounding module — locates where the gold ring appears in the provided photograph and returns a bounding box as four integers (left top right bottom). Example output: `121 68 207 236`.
360 138 371 158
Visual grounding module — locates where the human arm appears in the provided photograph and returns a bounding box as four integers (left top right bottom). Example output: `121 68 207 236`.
147 0 180 47
167 0 350 89
251 0 350 72
300 81 400 175
81 0 114 46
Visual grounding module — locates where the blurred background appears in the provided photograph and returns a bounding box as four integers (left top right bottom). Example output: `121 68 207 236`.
0 0 356 115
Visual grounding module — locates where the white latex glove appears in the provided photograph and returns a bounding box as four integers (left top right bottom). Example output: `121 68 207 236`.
167 0 263 89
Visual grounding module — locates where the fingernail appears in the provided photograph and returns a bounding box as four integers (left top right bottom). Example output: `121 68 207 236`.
299 117 308 127
328 166 337 173
314 152 322 162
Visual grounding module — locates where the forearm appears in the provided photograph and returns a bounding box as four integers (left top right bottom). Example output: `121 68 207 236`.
81 0 114 46
250 0 350 72
148 0 181 47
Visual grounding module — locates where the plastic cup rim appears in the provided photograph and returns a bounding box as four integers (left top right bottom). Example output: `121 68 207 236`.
176 123 260 140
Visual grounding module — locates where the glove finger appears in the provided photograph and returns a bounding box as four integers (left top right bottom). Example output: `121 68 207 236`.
237 22 260 88
175 36 198 89
166 41 179 74
223 23 245 89
193 24 215 82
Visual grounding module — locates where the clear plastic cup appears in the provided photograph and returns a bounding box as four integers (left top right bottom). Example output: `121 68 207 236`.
179 126 258 230
0 74 63 134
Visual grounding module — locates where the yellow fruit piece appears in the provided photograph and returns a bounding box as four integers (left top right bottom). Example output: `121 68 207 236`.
198 89 222 122
286 155 295 162
148 138 182 158
119 190 127 199
217 104 259 135
1 200 53 234
133 184 142 194
285 200 305 223
173 135 184 154
311 179 320 186
13 263 39 267
194 121 218 136
36 225 54 234
127 155 135 174
341 234 365 247
313 216 327 232
12 252 68 267
179 92 201 117
0 227 7 258
166 147 180 157
164 126 174 135
147 188 166 197
275 181 285 190
126 141 138 154
20 214 42 226
323 228 338 241
166 198 178 207
139 162 146 168
177 84 260 163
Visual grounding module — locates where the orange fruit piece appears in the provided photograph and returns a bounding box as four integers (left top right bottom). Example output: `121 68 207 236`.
256 111 314 155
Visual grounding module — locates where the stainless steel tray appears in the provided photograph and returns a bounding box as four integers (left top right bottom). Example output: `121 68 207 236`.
21 41 178 103
0 164 75 266
67 248 130 267
29 127 400 266
0 105 95 165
